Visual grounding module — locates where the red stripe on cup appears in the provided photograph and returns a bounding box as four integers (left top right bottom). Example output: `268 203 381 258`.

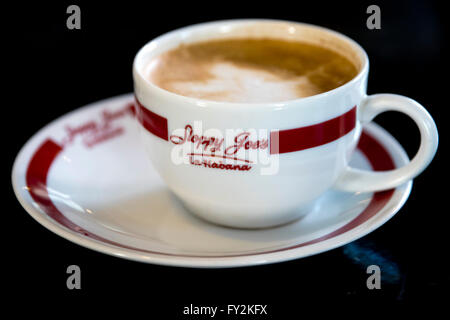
135 98 168 141
270 106 357 154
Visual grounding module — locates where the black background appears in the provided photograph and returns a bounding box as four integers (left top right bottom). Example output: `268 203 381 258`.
6 0 449 312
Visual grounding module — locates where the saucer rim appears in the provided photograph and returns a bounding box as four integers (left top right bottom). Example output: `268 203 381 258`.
11 94 412 268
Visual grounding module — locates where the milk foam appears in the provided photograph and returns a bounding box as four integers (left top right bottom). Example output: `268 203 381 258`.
165 62 321 103
146 38 358 103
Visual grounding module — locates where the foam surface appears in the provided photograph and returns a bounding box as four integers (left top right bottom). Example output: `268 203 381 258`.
167 62 323 103
146 38 358 103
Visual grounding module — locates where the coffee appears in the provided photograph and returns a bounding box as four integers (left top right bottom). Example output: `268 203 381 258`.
145 38 358 103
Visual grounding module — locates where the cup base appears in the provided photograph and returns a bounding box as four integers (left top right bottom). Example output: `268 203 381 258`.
180 198 315 229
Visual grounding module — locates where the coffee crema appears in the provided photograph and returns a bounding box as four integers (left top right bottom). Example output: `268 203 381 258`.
146 38 358 103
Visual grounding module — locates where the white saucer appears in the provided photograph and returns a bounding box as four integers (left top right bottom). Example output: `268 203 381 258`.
12 94 412 268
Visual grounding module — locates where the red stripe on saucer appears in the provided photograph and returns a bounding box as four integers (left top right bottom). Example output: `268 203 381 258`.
26 140 81 231
24 104 395 259
25 139 127 241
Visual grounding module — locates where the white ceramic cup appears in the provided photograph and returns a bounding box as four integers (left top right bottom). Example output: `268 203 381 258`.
133 19 438 228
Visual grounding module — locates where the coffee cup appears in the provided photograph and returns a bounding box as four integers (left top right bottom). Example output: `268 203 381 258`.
133 19 438 228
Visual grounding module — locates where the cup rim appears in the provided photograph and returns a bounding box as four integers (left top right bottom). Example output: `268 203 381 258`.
133 19 369 110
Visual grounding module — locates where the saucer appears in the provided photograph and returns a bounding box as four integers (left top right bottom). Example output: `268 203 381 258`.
12 94 412 268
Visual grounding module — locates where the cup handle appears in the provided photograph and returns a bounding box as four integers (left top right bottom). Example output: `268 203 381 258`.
334 94 438 192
